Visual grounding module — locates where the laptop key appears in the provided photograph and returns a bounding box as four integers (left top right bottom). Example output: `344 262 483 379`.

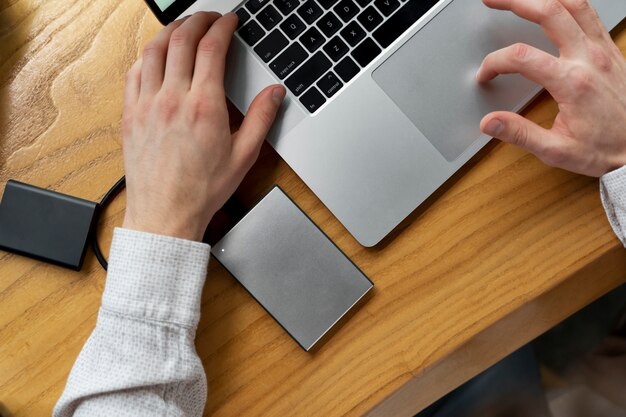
340 21 366 47
374 0 400 16
254 30 289 62
373 0 440 48
317 72 344 98
281 14 307 39
246 0 271 14
257 5 283 30
300 27 325 52
335 56 360 82
323 36 349 61
351 37 381 66
285 52 332 96
297 0 323 24
270 42 309 79
357 7 383 31
318 0 340 9
333 0 359 22
235 8 251 28
299 87 326 113
275 0 300 15
316 12 342 37
355 0 371 6
239 21 266 46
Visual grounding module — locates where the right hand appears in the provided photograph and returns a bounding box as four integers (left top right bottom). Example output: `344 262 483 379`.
477 0 626 177
121 12 286 241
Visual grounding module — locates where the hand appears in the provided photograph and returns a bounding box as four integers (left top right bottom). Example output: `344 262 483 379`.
121 12 286 241
477 0 626 177
574 336 626 408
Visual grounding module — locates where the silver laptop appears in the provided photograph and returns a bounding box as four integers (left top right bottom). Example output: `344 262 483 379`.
170 0 625 247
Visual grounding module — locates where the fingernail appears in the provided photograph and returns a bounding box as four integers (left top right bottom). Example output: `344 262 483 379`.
272 86 286 105
225 11 238 19
475 64 483 81
483 118 504 137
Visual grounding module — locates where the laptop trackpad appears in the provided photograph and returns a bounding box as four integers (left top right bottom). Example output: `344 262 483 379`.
372 0 556 161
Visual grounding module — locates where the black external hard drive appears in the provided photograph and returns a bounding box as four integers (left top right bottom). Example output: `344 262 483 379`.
211 186 373 351
0 180 99 270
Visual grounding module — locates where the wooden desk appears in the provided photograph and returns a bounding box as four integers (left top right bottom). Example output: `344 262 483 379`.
1 1 625 416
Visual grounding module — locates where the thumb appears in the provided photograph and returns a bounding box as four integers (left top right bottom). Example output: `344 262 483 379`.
233 85 286 168
481 111 566 166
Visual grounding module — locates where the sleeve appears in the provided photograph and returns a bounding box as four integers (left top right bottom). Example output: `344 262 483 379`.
600 165 626 247
53 227 211 417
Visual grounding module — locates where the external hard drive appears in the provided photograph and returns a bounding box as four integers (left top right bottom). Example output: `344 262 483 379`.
211 187 373 351
0 180 98 270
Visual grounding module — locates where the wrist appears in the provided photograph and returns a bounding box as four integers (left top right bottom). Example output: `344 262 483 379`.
603 160 626 177
122 214 207 242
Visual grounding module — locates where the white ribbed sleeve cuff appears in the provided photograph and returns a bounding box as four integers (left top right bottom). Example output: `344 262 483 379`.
600 165 626 247
101 228 211 329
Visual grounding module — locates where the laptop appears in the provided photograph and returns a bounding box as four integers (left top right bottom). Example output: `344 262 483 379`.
145 0 626 247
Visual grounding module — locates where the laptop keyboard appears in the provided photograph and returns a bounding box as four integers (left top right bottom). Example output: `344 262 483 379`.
236 0 441 114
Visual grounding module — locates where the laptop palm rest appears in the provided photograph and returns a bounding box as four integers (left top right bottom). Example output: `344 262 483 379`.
372 0 557 162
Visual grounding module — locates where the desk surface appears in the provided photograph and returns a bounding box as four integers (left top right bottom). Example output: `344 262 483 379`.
1 2 626 416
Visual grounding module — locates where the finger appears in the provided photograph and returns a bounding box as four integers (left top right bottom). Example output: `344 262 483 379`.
581 354 626 379
558 0 608 41
124 58 143 111
481 111 569 167
164 12 221 89
140 18 187 96
477 43 564 98
232 85 286 168
483 0 586 56
122 59 143 139
191 12 239 91
592 336 626 356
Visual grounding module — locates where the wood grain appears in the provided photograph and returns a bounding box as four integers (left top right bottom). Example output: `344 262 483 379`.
1 1 625 416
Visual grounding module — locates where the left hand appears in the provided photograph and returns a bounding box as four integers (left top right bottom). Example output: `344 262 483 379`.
576 335 626 408
122 12 285 241
477 0 626 177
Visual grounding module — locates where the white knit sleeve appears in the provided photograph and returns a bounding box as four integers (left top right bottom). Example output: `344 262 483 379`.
600 165 626 247
53 228 211 417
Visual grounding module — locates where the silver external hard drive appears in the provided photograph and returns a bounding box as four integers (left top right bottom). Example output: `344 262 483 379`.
211 187 373 351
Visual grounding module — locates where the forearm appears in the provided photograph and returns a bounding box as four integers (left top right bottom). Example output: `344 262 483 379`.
53 228 210 417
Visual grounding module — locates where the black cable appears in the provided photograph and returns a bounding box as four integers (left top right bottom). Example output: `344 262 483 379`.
93 176 126 271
